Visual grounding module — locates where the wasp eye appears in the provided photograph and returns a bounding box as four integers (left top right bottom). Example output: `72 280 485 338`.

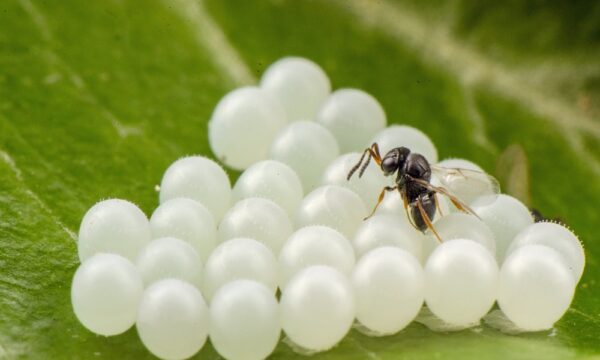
381 156 398 175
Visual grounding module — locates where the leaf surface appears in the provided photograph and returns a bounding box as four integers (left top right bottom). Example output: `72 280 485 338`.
0 0 598 358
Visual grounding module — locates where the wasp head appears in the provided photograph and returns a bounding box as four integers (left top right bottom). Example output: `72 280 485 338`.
381 147 410 176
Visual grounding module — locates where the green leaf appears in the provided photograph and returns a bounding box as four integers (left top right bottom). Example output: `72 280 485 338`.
0 0 599 358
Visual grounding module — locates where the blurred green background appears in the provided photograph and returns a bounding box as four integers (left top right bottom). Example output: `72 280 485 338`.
0 0 598 358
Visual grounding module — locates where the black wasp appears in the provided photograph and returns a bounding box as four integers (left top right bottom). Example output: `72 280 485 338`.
347 143 499 241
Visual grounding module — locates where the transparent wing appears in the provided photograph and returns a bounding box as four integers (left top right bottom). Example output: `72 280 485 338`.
430 165 500 205
408 177 480 217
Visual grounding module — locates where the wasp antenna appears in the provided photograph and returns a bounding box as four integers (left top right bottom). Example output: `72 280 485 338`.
347 148 369 181
358 153 372 178
346 159 362 181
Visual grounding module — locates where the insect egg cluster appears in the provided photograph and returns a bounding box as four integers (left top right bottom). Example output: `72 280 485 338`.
71 57 585 359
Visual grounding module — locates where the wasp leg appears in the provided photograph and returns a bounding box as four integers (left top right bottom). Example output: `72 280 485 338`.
402 192 420 230
434 193 444 217
448 197 472 215
364 185 397 220
408 176 480 219
417 197 442 243
347 143 383 180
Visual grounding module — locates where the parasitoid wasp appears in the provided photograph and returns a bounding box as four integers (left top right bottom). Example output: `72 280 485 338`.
347 143 500 241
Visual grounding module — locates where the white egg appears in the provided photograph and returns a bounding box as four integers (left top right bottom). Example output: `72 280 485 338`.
424 239 498 327
481 309 525 334
71 253 143 336
436 158 484 172
280 266 355 353
352 214 424 262
432 158 494 206
498 245 576 331
471 194 534 260
158 156 231 221
279 225 355 289
506 222 584 282
210 280 280 360
316 88 386 153
136 237 203 288
425 213 496 258
208 87 287 170
414 305 474 332
233 160 303 217
352 247 424 335
371 125 438 163
203 238 278 301
150 198 217 262
320 152 390 209
136 279 209 360
78 199 151 262
295 185 367 239
269 121 339 192
260 57 331 122
218 197 292 254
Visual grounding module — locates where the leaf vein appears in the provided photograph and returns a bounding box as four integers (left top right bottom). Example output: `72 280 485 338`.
335 0 600 167
0 150 77 241
162 0 256 87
